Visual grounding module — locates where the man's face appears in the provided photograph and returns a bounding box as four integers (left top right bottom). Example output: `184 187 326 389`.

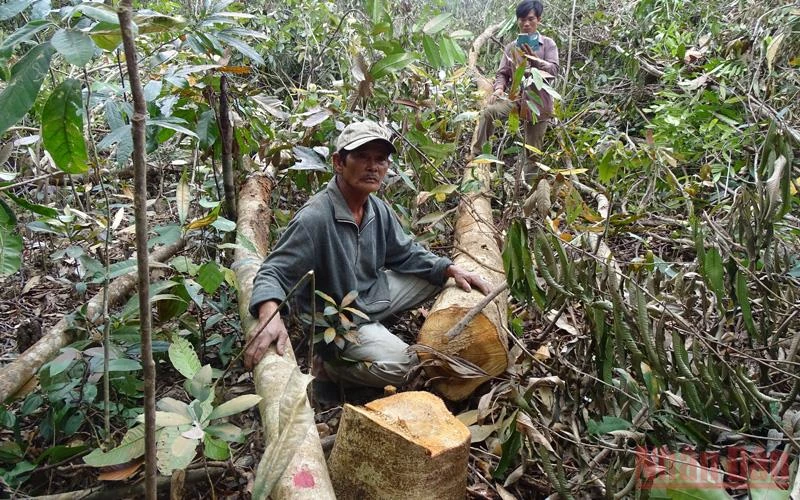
517 11 540 33
333 141 391 196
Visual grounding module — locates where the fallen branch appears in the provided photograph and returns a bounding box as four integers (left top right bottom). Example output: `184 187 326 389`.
0 239 186 402
29 466 225 500
231 173 334 500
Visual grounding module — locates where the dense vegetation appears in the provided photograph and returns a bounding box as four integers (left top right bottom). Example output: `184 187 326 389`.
0 0 798 497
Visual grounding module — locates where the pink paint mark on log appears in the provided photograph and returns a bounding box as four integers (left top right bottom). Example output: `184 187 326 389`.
293 468 316 488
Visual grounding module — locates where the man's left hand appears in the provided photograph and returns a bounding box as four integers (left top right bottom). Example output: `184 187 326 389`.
446 265 492 295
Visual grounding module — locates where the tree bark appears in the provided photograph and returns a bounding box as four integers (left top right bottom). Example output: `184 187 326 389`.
417 164 509 401
117 2 157 497
219 75 237 220
328 391 470 499
0 239 185 402
232 173 334 500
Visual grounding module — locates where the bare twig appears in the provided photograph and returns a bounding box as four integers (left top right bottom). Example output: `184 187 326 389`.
445 282 509 340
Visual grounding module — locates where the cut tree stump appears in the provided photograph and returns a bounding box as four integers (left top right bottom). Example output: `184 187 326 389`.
327 391 470 500
232 172 334 500
417 164 509 401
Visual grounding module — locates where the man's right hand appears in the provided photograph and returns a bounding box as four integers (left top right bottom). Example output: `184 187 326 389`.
487 89 503 105
244 301 289 370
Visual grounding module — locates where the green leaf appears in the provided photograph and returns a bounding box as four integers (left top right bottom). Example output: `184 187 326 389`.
0 226 23 276
205 423 244 443
136 411 193 427
50 29 95 67
83 425 146 467
156 425 198 475
370 52 418 80
176 169 190 224
422 35 442 68
89 21 123 52
748 471 789 500
703 248 724 302
208 394 262 420
323 327 336 344
366 0 386 24
203 435 229 460
104 358 142 372
196 109 218 149
0 43 55 136
4 192 58 218
422 13 453 35
314 290 336 305
41 79 88 174
196 261 224 294
157 397 193 420
0 20 51 59
149 118 198 138
0 0 33 21
169 336 201 379
587 416 632 435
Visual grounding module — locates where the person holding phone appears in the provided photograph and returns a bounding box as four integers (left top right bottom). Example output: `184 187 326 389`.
470 0 559 185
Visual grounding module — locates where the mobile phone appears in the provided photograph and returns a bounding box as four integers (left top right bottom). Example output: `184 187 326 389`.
516 33 540 51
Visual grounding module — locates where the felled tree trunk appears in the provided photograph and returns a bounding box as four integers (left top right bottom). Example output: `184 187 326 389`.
232 173 334 500
417 164 509 401
328 391 470 500
0 239 185 403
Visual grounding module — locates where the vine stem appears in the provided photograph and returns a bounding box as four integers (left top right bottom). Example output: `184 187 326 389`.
117 1 156 498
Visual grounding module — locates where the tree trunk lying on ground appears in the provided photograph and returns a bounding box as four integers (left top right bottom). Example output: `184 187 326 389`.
232 173 334 500
0 238 186 403
328 391 470 500
417 164 509 401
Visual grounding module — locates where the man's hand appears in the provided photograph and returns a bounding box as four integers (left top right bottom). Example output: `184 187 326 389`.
446 265 492 295
244 301 289 370
487 88 503 105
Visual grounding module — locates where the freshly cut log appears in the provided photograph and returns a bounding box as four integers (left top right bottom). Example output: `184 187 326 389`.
327 391 470 500
232 173 334 500
0 238 185 402
417 164 509 401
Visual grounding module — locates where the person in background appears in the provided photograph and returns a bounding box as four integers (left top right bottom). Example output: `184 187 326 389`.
470 0 559 185
245 120 491 388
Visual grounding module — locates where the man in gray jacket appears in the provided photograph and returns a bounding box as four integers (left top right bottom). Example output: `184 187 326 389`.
246 120 490 388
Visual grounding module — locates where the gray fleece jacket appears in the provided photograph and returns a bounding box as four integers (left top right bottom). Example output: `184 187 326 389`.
249 177 453 321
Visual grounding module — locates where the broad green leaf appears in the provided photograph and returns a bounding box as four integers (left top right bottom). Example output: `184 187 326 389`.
215 33 264 65
422 13 453 35
587 416 631 435
422 35 441 68
0 0 33 21
0 20 51 59
149 118 198 138
196 109 218 149
205 423 244 443
735 271 758 340
76 3 119 24
438 37 456 68
89 21 123 51
51 29 95 67
136 411 193 427
315 290 336 305
366 0 386 24
370 52 418 80
169 336 201 379
83 425 146 467
41 79 88 174
203 435 229 460
196 261 224 294
0 43 55 136
104 358 142 372
5 192 58 218
703 248 724 302
0 227 23 276
748 471 789 500
208 394 262 420
156 425 198 475
176 169 190 224
157 397 193 420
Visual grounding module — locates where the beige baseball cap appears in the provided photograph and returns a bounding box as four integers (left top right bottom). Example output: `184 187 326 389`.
335 120 396 153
